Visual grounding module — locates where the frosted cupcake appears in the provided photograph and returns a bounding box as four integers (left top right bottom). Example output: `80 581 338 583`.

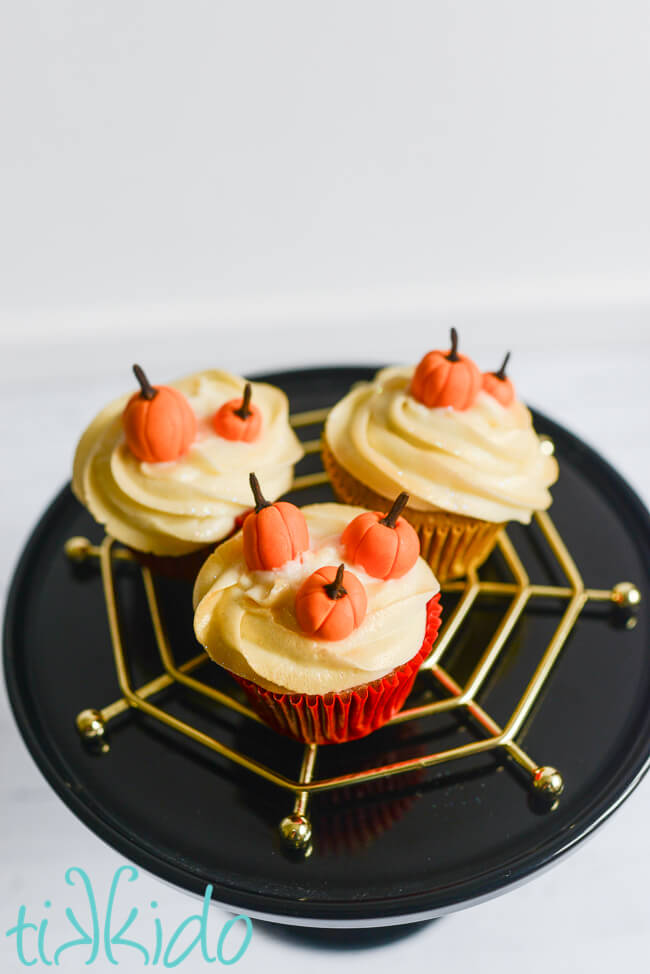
72 365 304 574
193 478 441 744
322 330 559 581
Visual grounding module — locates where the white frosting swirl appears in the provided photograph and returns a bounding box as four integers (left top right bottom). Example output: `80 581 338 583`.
193 503 440 695
325 366 558 524
72 370 304 555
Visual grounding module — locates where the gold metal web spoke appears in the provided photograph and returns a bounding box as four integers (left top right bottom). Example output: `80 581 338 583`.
67 409 642 854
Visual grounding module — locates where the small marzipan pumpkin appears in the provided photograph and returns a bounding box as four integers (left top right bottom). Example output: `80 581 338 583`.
243 473 309 571
341 492 420 580
482 351 515 407
212 383 262 442
123 364 197 463
295 564 367 641
410 328 481 410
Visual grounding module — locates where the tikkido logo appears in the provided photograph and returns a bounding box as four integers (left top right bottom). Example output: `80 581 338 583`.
5 866 253 968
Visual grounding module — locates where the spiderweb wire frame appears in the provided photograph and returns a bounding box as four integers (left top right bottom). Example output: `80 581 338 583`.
67 407 641 853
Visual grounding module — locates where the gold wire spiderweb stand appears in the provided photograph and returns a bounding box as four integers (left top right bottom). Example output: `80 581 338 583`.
67 407 641 855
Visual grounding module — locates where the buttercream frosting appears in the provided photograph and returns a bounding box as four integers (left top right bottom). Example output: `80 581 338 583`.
193 503 440 695
72 370 304 555
325 366 558 524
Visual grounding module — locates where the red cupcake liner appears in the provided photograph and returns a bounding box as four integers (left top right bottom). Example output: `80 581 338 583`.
233 593 442 745
129 507 255 582
129 509 253 580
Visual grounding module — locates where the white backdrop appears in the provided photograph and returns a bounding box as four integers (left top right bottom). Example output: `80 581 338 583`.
1 1 650 332
1 3 650 973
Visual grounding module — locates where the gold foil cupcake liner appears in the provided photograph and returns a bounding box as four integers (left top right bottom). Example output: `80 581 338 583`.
322 438 503 582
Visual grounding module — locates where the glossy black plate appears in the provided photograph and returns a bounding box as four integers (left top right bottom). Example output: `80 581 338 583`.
4 366 650 927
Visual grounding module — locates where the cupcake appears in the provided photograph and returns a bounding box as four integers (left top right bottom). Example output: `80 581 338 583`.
72 365 304 575
322 330 559 581
193 477 441 744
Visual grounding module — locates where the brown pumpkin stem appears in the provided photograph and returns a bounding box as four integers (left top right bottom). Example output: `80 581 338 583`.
446 327 460 362
249 472 271 512
234 383 253 420
324 563 347 600
380 491 410 529
133 364 157 400
494 351 511 381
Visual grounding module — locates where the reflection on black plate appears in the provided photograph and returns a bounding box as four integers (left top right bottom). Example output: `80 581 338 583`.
3 367 650 927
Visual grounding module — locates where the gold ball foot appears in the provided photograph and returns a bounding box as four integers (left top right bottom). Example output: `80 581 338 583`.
65 537 92 562
76 709 109 752
533 766 564 799
279 814 313 855
612 582 642 610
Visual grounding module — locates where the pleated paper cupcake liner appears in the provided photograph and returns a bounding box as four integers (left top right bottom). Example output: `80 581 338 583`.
232 594 442 745
321 439 503 582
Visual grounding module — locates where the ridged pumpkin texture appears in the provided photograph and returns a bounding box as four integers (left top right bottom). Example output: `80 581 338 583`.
212 383 263 442
242 473 309 571
341 493 420 579
482 351 515 407
123 365 197 463
295 564 367 641
410 328 481 411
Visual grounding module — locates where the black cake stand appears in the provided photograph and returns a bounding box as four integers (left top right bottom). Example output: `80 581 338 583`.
3 366 649 927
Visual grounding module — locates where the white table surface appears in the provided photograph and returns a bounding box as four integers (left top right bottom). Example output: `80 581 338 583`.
1 317 649 972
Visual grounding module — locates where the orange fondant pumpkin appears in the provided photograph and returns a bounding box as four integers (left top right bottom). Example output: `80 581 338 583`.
242 473 309 571
123 364 197 463
482 351 515 407
212 383 262 442
410 328 481 410
295 564 367 641
341 492 420 579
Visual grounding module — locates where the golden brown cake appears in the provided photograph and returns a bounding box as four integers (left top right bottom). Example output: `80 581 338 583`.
322 332 558 581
